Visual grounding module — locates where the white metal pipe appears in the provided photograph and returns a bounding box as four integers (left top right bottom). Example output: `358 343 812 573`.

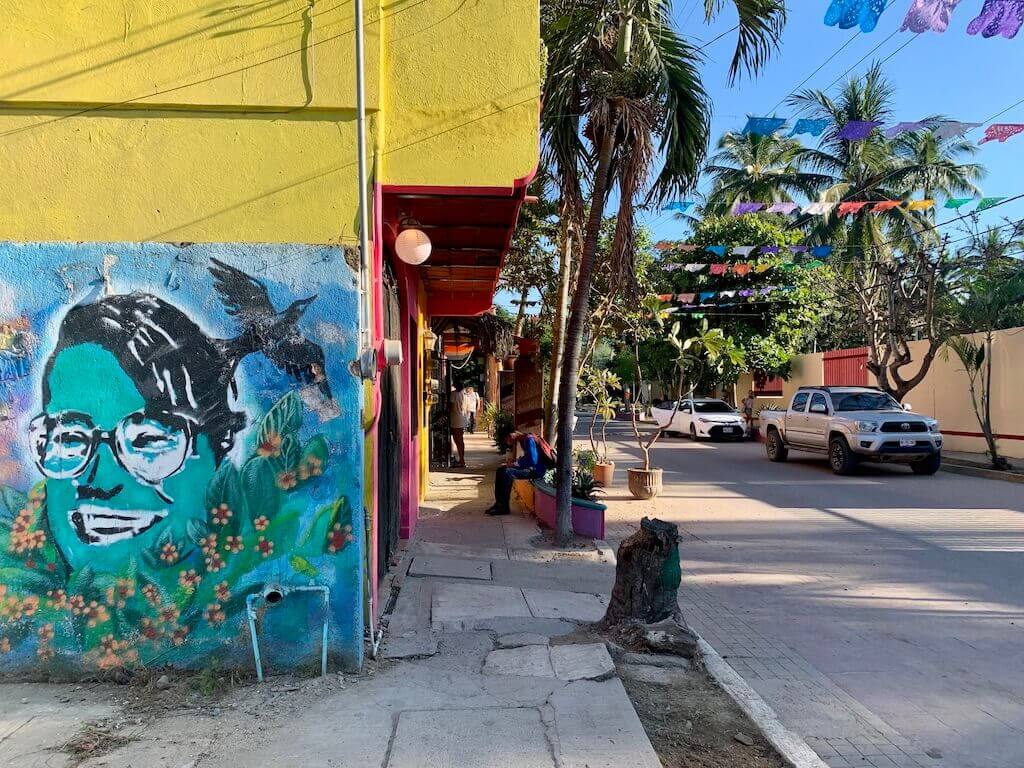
354 0 371 358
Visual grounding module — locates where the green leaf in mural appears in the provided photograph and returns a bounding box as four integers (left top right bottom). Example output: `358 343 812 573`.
299 435 330 481
204 462 247 523
271 434 302 477
0 484 28 522
262 507 300 551
289 554 318 579
256 391 303 457
0 566 58 595
240 456 281 523
186 518 210 547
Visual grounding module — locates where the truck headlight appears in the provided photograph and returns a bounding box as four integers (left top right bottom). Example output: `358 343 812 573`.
856 421 880 433
928 419 940 433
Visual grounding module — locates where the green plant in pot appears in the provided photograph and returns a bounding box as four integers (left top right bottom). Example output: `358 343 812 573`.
580 367 622 487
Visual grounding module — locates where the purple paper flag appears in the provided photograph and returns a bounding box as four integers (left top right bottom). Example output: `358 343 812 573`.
900 0 964 33
731 202 766 216
766 202 799 215
837 120 883 140
739 289 754 298
760 246 781 254
885 120 929 137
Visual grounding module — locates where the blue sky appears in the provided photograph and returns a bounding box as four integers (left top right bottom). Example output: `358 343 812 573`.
497 2 1024 313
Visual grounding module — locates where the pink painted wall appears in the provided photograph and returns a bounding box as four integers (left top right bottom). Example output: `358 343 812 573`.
395 261 422 540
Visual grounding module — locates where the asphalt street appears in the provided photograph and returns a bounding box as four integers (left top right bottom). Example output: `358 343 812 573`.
598 421 1024 768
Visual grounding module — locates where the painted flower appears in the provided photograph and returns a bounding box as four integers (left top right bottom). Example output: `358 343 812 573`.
200 533 219 556
298 455 324 481
171 626 190 646
253 516 269 532
0 637 10 654
159 605 181 625
257 537 274 558
21 595 40 617
142 584 161 606
215 581 231 602
276 470 298 491
257 432 283 458
105 579 135 609
160 542 180 564
178 570 202 591
99 634 120 653
68 595 87 615
83 601 110 627
210 503 233 526
0 597 20 620
47 589 69 610
326 523 354 555
37 644 54 661
140 618 162 640
204 553 225 573
203 603 226 625
224 536 244 554
37 623 55 642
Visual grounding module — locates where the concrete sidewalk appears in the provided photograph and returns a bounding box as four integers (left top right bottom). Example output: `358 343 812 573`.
0 434 660 768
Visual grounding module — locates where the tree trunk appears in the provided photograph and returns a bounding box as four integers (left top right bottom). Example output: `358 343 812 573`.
553 117 618 546
544 212 573 445
601 518 681 626
513 285 529 336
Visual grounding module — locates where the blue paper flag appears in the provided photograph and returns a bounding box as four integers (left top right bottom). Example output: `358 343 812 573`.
789 118 830 137
705 245 727 257
742 117 787 136
699 292 716 302
662 201 695 212
811 245 834 258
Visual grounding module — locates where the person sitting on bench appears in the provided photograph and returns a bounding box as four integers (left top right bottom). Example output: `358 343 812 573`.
486 431 554 516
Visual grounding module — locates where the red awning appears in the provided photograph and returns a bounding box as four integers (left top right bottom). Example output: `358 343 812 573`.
380 176 531 316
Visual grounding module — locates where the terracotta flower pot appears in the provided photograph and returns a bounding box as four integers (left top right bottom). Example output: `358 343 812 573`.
627 467 663 500
593 462 615 487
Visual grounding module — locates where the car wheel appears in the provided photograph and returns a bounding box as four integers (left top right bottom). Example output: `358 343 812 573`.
911 452 942 475
766 429 788 462
689 423 698 441
829 436 859 475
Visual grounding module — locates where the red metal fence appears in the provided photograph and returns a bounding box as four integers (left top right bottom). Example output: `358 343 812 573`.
823 347 869 386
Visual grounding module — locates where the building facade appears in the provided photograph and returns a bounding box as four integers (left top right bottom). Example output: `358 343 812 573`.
0 0 539 675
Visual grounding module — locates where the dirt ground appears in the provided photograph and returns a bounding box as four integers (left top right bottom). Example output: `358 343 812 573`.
620 662 787 768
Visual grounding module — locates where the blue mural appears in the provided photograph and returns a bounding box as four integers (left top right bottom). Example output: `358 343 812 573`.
0 242 363 675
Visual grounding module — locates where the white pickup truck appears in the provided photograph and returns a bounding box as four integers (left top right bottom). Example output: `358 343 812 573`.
759 386 943 475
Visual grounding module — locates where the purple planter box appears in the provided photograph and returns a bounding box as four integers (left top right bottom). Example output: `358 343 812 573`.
532 481 606 540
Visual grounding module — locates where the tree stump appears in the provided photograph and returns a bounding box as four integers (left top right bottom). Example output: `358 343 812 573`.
599 518 697 658
602 517 681 625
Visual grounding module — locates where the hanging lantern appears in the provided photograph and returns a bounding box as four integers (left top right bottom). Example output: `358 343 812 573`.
395 226 432 265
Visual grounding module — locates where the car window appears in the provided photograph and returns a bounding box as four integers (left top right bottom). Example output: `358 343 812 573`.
810 393 828 412
680 402 692 413
693 401 735 414
833 392 900 411
790 393 809 412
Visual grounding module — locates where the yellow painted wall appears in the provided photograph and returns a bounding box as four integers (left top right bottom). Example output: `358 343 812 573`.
0 0 540 243
744 328 1024 460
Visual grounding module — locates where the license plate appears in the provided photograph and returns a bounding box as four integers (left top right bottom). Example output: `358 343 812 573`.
722 427 737 433
900 438 917 447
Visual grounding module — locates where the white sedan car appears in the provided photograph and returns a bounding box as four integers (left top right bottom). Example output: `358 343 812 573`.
652 398 748 441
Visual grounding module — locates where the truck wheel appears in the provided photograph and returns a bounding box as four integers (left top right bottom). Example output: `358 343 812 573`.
829 436 859 475
766 429 788 462
911 452 942 476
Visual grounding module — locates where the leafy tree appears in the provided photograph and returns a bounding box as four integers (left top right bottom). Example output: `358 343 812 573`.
500 173 559 335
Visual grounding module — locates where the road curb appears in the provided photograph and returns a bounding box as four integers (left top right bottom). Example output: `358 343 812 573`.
940 462 1024 484
697 637 828 768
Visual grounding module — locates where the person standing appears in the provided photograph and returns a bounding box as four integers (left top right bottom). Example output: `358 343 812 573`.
450 385 468 467
742 390 755 437
463 385 480 433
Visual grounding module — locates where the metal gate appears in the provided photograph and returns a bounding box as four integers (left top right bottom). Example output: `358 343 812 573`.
823 347 869 386
377 267 401 581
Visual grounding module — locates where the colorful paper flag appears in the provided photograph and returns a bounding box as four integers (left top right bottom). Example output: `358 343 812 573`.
872 201 902 213
684 263 707 272
755 263 773 273
788 118 831 138
766 202 800 215
709 263 727 275
804 259 826 269
979 123 1024 144
719 290 737 299
677 244 699 252
811 246 834 258
732 263 752 276
945 197 974 209
662 201 695 212
900 0 963 33
968 1 1024 39
739 289 754 298
742 117 787 136
976 197 1007 212
706 246 727 257
837 120 883 140
824 0 891 32
760 246 781 254
885 120 929 137
803 202 838 216
838 201 870 217
789 246 809 254
928 120 982 139
731 202 766 216
699 292 716 302
677 293 696 304
657 294 674 302
731 246 757 257
907 199 935 211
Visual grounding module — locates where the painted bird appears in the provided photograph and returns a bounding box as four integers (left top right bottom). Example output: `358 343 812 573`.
209 258 332 398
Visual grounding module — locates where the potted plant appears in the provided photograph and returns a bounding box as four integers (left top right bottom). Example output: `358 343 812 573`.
580 367 622 487
533 466 606 539
626 301 744 500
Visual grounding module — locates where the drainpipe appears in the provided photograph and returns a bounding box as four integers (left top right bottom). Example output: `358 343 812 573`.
354 0 374 378
246 584 331 682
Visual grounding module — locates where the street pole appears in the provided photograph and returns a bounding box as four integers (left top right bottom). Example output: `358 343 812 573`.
355 0 372 364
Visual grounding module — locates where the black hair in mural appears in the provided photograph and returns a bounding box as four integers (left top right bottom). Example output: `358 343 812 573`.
41 259 332 463
42 293 247 462
209 259 332 399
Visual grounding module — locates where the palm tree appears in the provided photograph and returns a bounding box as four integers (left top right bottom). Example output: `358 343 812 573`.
704 131 829 211
542 0 786 545
786 63 983 253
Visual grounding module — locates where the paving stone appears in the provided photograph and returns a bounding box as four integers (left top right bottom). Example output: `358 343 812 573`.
382 630 438 659
387 707 555 768
550 643 615 681
619 651 693 669
550 679 661 768
409 555 492 580
472 617 576 637
496 633 551 649
522 588 608 622
414 541 510 560
483 646 555 678
432 583 531 631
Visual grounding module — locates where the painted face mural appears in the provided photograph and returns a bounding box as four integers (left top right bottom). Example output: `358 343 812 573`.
0 245 362 674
